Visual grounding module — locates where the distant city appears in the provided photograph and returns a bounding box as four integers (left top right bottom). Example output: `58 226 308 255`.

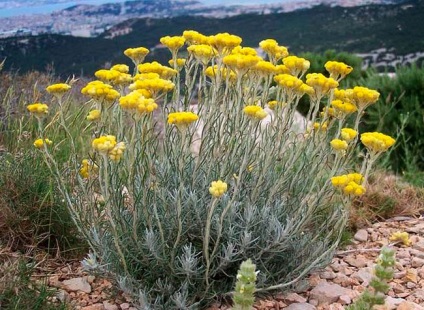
0 0 397 39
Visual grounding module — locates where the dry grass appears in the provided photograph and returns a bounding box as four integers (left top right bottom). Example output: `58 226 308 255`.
349 170 424 229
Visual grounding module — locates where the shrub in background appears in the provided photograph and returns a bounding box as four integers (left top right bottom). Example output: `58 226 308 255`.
30 31 394 308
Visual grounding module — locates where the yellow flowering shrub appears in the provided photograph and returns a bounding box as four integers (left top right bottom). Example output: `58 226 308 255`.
30 30 394 309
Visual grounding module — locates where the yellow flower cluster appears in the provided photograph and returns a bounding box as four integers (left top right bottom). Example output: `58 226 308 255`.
243 105 268 120
331 99 357 115
253 60 277 77
331 173 366 196
209 180 228 198
209 32 242 55
167 111 199 126
95 69 132 86
92 135 126 161
274 74 314 97
34 138 53 149
259 39 289 62
283 56 310 77
111 64 129 73
267 100 286 110
313 121 328 132
81 81 120 104
27 103 48 117
87 109 101 121
340 128 357 142
306 73 339 97
124 47 149 65
389 231 412 246
79 159 98 179
351 86 380 109
46 83 71 97
129 78 175 95
330 139 348 151
137 62 177 80
223 54 262 75
187 44 216 65
182 30 210 45
160 35 186 52
360 132 396 153
108 142 126 162
119 91 158 114
231 46 257 56
324 61 353 80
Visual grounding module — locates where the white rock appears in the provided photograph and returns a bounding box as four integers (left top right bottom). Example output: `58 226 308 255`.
285 303 316 310
384 296 405 309
62 277 92 293
354 229 368 242
397 301 424 310
103 301 119 310
352 267 374 285
309 282 353 304
120 303 130 310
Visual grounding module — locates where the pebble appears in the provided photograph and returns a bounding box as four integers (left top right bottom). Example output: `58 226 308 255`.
63 277 92 294
354 229 368 242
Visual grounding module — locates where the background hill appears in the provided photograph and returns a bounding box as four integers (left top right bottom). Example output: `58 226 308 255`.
0 0 422 77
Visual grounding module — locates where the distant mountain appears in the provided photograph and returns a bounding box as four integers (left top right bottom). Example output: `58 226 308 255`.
0 0 422 77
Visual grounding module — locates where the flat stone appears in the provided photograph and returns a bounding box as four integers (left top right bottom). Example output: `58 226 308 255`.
397 301 424 310
320 271 337 280
103 301 119 310
385 296 405 309
345 255 368 268
405 269 418 283
62 277 92 293
411 257 424 268
354 229 369 242
338 295 352 305
283 292 307 304
82 304 105 310
285 303 316 310
309 282 353 304
120 303 130 310
410 249 424 259
413 241 424 252
352 267 374 285
56 289 70 303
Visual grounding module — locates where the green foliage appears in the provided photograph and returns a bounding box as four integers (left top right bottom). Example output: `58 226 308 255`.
0 257 68 309
347 246 395 310
233 259 257 310
358 64 424 172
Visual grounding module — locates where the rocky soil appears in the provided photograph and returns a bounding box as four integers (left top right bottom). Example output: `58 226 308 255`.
42 216 424 310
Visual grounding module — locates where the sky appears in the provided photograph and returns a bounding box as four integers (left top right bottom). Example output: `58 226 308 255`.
0 0 293 18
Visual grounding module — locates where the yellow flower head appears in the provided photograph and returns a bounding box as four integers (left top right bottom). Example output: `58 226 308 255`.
306 73 339 97
243 105 268 120
87 109 101 121
331 99 357 115
253 60 277 77
108 142 126 162
231 46 258 56
46 83 71 97
137 61 177 80
259 39 289 62
33 138 53 149
283 56 310 77
313 121 328 132
27 103 49 117
267 100 282 110
209 32 242 55
124 47 149 65
223 54 262 75
209 180 228 198
182 30 210 45
81 80 120 104
79 159 99 179
325 61 353 80
111 64 130 73
331 173 365 196
187 44 216 65
129 78 175 96
330 139 348 151
352 86 380 109
389 231 412 246
160 35 186 52
360 132 396 153
205 65 236 82
340 128 357 142
167 111 199 126
92 135 117 154
95 69 132 86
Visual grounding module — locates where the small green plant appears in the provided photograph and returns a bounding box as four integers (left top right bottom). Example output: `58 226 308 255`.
347 246 395 310
232 259 257 310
